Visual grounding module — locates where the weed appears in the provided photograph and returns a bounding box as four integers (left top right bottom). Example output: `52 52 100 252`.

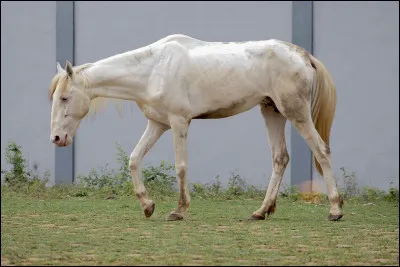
1 141 398 204
1 141 49 194
225 170 247 198
280 183 302 201
142 161 177 197
339 167 359 199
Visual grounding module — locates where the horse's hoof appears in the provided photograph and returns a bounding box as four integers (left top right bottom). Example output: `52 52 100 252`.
248 213 265 220
328 214 343 221
167 212 184 221
144 202 155 218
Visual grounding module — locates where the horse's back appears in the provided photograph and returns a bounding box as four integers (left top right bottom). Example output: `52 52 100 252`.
150 35 313 120
151 34 210 50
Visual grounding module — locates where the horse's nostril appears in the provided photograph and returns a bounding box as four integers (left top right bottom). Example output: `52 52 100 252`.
54 135 60 143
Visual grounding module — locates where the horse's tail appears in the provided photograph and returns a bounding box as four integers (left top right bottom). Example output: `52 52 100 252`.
308 54 337 176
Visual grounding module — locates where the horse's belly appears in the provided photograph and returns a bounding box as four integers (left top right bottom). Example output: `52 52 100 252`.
192 93 263 119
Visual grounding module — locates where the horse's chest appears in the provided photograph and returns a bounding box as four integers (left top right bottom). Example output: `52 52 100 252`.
137 103 170 125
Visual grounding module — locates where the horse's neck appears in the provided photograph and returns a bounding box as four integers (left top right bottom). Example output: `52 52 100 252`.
83 47 154 102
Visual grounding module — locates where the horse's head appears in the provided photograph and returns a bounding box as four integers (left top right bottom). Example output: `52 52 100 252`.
49 61 90 147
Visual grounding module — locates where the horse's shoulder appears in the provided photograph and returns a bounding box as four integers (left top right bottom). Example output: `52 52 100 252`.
152 34 209 50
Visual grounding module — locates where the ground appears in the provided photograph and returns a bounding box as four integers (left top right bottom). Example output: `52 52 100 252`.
1 194 399 266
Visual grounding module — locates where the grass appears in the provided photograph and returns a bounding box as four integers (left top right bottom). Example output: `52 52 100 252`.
1 192 399 266
1 141 399 265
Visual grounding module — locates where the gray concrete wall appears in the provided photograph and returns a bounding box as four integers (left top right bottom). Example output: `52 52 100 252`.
74 1 293 187
313 1 399 190
1 1 56 184
1 1 398 191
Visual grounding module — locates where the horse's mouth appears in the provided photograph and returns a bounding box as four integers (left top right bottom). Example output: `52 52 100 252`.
55 134 69 147
63 135 68 146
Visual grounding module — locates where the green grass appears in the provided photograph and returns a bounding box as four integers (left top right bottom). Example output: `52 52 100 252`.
1 192 399 266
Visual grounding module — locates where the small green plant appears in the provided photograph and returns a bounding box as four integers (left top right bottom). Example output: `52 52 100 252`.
77 143 130 196
142 161 177 197
279 183 302 201
78 164 118 189
191 173 263 200
1 141 49 192
2 142 29 186
115 142 130 182
385 186 399 202
339 167 359 199
77 144 177 198
190 182 207 198
206 175 223 196
225 171 247 198
3 141 397 204
244 184 264 199
190 176 224 199
359 186 387 202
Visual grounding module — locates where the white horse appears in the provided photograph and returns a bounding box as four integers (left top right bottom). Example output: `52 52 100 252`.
49 34 343 221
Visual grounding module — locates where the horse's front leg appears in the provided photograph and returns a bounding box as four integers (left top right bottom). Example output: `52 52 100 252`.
167 115 191 221
130 119 169 218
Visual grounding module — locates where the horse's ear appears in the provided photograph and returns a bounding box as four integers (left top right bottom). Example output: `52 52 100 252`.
65 60 75 79
56 62 64 73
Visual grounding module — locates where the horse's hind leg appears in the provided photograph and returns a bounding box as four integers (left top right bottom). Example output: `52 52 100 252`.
167 114 191 221
276 92 343 220
130 119 169 218
290 116 343 220
250 102 289 220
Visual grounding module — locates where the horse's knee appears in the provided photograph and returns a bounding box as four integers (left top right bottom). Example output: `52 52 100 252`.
175 163 187 179
273 152 289 173
315 145 331 166
129 154 140 172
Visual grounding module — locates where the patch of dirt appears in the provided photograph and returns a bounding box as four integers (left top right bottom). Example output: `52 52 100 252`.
1 256 14 266
21 260 46 265
336 244 352 248
74 227 88 231
234 259 250 263
139 232 152 238
163 225 175 230
304 262 322 266
124 227 138 232
26 214 40 217
7 222 23 226
41 224 57 228
370 258 393 263
212 244 230 250
253 244 279 252
350 262 373 265
187 262 204 266
187 255 205 266
82 254 96 260
216 226 230 232
283 256 297 261
126 253 142 257
296 247 309 252
89 228 109 231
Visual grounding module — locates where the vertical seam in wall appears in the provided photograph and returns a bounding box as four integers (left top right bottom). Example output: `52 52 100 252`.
310 1 314 182
72 0 75 183
55 1 75 184
311 2 314 53
290 1 314 191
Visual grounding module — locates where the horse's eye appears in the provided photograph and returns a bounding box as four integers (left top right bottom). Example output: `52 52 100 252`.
61 97 68 102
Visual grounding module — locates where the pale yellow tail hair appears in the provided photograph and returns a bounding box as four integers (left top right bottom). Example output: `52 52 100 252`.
309 54 337 176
